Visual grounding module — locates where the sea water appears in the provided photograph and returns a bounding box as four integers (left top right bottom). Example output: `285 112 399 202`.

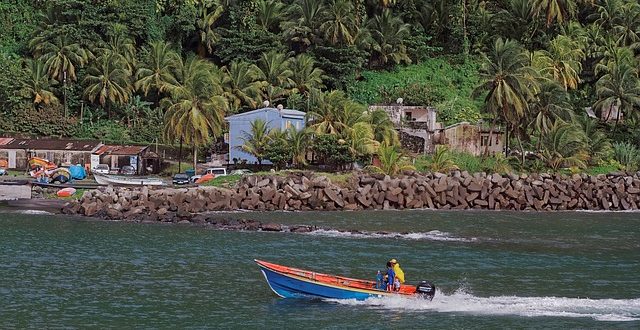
0 210 638 328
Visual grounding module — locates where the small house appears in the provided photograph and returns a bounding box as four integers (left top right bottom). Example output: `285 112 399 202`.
92 145 160 175
0 138 101 170
225 106 306 165
440 122 504 156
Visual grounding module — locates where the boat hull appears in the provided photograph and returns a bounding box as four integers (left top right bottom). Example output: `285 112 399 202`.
93 173 165 186
255 259 426 301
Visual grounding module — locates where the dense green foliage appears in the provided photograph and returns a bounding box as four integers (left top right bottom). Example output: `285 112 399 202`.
0 0 639 174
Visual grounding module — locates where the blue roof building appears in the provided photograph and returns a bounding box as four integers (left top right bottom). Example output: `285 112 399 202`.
225 107 306 164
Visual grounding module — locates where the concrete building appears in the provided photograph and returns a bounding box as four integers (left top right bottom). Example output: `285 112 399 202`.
0 138 101 170
441 122 504 156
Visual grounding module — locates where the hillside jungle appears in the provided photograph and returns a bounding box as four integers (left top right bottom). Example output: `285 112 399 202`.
0 0 639 175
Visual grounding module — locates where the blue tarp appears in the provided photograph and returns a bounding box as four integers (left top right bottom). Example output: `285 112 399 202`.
69 165 87 180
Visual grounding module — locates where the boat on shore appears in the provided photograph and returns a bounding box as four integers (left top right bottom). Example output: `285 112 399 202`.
93 173 166 186
255 259 435 301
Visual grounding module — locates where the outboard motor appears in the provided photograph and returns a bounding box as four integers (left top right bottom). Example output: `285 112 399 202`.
415 281 436 301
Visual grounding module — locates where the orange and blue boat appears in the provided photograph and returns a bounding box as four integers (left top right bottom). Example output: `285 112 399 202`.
255 259 435 301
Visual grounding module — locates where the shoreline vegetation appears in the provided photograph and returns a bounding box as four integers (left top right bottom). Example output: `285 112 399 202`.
61 171 640 223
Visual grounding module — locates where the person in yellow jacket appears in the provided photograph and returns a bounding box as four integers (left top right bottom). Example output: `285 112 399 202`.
390 258 405 284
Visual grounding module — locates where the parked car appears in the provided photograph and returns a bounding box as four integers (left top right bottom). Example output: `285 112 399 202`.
172 173 190 185
119 165 136 175
92 164 110 174
230 169 252 176
190 167 227 183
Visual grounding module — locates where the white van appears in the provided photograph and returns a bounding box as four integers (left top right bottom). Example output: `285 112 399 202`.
190 167 227 183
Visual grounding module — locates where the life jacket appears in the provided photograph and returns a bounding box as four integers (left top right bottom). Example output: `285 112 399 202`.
393 263 405 283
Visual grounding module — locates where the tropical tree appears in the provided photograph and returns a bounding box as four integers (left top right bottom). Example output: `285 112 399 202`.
162 56 228 171
532 35 584 90
367 143 415 176
289 54 325 95
593 63 640 123
531 0 577 27
257 50 294 103
238 118 270 166
538 120 588 170
83 53 132 118
366 9 411 68
612 2 640 50
475 38 538 157
255 0 285 32
194 0 224 57
22 58 59 107
30 33 90 83
365 107 398 145
577 115 613 164
282 0 324 50
529 82 574 138
221 60 264 113
100 25 137 72
422 145 458 173
135 41 180 97
613 141 640 171
320 0 358 46
286 126 311 166
343 121 379 160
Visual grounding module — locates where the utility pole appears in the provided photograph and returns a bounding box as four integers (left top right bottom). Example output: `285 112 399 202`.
63 71 68 118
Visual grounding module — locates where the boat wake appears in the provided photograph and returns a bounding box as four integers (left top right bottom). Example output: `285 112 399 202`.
329 289 640 322
307 229 476 242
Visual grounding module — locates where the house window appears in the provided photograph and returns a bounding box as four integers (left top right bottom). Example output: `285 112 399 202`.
405 112 413 121
285 120 293 129
481 135 489 147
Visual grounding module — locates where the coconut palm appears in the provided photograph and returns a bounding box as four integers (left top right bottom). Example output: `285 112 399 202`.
538 120 588 170
282 0 324 49
256 0 285 32
221 60 264 113
612 2 640 50
30 33 90 83
83 53 132 118
162 56 228 171
135 41 180 97
100 25 137 72
529 82 574 138
577 115 612 164
593 63 640 123
320 0 358 46
365 108 399 145
531 0 577 27
366 9 411 68
423 145 458 173
343 121 379 160
257 50 294 103
289 54 325 96
286 126 311 167
237 118 270 165
194 0 224 57
367 143 415 176
475 38 539 156
22 58 59 107
532 35 584 90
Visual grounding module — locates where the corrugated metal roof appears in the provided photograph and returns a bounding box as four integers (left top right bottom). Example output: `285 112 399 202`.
0 138 15 145
1 138 100 151
93 145 148 155
225 107 306 120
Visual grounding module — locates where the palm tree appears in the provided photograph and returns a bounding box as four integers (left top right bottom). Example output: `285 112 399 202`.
307 90 363 135
194 0 224 57
30 33 90 83
531 0 576 27
221 61 264 113
282 0 324 50
83 53 132 118
532 35 584 90
365 108 399 145
538 120 588 171
475 38 538 157
289 54 325 95
423 145 458 173
612 2 640 50
135 41 180 97
286 126 311 167
343 121 379 160
22 58 59 108
237 118 270 166
257 50 294 104
577 115 612 164
366 9 411 68
255 0 285 32
320 0 358 46
594 63 640 123
529 82 574 139
162 56 228 171
100 25 137 72
367 143 415 176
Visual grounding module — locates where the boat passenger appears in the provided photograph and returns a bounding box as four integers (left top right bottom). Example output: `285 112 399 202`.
375 270 384 289
390 258 405 284
385 261 395 292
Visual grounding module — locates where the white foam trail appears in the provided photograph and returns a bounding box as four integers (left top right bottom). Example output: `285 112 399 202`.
307 229 476 242
14 210 53 215
328 289 640 322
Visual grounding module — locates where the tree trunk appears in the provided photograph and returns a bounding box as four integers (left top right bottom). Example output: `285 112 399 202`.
193 146 197 174
178 137 183 173
483 116 498 159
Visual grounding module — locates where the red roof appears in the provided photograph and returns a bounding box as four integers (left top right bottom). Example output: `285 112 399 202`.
93 145 148 156
0 138 14 146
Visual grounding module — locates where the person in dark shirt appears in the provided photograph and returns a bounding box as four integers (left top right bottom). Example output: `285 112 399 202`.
385 261 396 292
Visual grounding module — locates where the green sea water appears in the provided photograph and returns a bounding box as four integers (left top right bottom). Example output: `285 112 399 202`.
1 210 639 329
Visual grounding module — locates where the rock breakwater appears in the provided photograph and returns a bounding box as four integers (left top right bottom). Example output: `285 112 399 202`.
63 171 640 221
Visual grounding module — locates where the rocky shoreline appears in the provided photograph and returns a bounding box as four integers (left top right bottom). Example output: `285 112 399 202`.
60 171 640 223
